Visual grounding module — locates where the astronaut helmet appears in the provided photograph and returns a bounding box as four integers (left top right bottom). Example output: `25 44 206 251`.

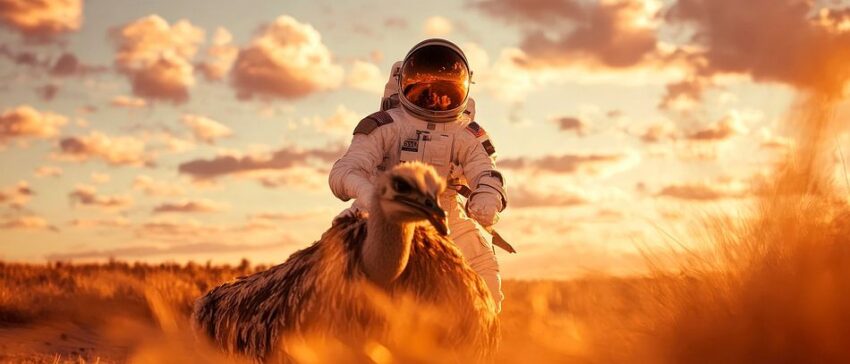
398 39 471 123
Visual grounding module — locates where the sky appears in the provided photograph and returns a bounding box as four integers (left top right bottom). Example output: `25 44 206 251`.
1 0 849 278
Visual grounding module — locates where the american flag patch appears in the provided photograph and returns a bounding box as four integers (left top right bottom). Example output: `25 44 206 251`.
466 122 486 138
482 139 496 156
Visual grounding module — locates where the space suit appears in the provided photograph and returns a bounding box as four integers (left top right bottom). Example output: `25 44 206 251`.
329 39 507 312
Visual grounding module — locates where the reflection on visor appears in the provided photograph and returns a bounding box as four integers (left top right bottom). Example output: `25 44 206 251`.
401 45 469 112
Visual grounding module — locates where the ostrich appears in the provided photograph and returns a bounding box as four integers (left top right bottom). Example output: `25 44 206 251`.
193 162 499 363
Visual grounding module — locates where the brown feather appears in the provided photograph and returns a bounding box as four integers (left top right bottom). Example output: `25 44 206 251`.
192 210 498 363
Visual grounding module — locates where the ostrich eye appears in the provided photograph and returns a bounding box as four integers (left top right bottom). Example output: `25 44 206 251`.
392 177 413 194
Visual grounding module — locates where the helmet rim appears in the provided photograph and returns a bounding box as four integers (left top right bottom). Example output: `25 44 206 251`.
397 38 471 122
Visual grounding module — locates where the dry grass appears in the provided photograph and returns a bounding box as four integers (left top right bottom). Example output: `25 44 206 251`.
5 188 848 364
0 260 656 363
2 202 849 363
631 95 850 364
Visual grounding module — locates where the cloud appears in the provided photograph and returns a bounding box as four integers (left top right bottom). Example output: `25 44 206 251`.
305 104 359 133
134 128 195 154
685 114 749 142
472 0 585 25
69 217 130 229
178 144 343 180
474 46 559 103
77 105 97 115
384 17 408 29
45 241 288 261
0 0 82 42
666 0 850 95
423 16 453 36
136 218 209 238
509 185 588 208
90 172 110 184
469 1 730 107
49 52 106 76
350 23 377 38
473 0 661 68
34 166 62 178
658 77 708 111
197 27 238 81
230 15 343 100
253 166 328 190
0 45 42 67
639 110 757 147
346 60 384 94
152 199 224 214
36 84 59 101
249 209 334 222
759 127 795 152
462 41 490 73
0 215 53 231
464 45 535 103
672 142 721 162
57 131 152 166
656 178 749 201
133 175 184 197
69 184 133 209
111 95 147 109
181 114 232 143
552 116 587 135
131 216 287 242
0 181 33 208
639 121 677 143
50 52 83 75
594 208 625 221
463 41 684 103
0 105 67 144
111 15 205 103
0 47 104 77
657 183 726 201
370 50 384 63
500 151 639 176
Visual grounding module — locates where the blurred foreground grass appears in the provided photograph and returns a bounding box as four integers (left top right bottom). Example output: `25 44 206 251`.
0 259 654 363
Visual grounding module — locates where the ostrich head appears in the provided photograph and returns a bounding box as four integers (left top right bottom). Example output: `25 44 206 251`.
374 162 448 235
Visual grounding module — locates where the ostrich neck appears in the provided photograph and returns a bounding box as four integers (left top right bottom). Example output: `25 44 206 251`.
361 195 414 287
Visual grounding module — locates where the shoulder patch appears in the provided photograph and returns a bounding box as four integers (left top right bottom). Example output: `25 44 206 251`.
466 121 487 138
482 139 496 156
353 111 394 135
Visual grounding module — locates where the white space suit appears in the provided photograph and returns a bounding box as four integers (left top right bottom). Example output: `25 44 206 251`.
329 39 507 312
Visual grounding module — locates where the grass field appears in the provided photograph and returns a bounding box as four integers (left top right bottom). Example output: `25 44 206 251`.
2 183 849 364
0 259 648 363
3 171 850 363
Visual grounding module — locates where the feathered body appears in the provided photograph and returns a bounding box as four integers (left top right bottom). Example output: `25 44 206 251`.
193 164 499 363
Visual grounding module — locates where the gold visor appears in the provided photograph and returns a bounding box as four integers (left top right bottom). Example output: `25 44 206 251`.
400 44 470 112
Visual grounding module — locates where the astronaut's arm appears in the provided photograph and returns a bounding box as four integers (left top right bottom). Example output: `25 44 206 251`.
328 112 392 202
458 124 507 228
460 128 507 211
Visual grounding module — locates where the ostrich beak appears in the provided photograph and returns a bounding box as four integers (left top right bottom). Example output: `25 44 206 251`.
395 194 449 236
424 201 449 236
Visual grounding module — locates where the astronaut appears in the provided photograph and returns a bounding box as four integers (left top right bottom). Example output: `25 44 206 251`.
329 39 507 312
